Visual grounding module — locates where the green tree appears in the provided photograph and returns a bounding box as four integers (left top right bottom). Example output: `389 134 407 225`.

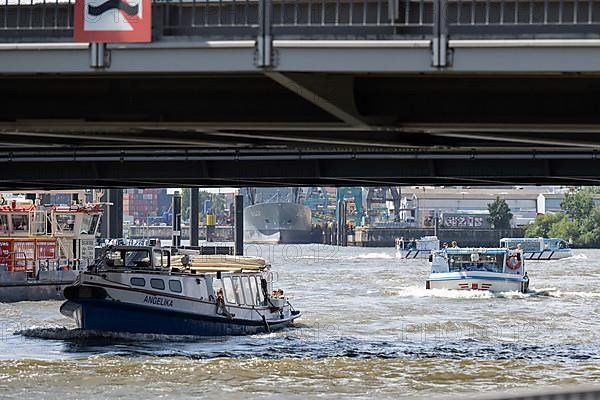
560 190 594 220
487 197 513 229
524 212 566 238
581 186 600 194
547 216 578 243
524 189 600 247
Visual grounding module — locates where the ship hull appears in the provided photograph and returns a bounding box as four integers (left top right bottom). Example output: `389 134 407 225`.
427 272 529 293
0 271 78 302
244 203 312 244
62 299 299 336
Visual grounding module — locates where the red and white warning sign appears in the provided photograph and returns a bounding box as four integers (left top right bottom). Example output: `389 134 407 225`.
74 0 151 43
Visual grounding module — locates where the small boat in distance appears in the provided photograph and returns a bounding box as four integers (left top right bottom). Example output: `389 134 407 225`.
499 237 572 260
426 247 529 293
61 244 301 336
395 236 439 259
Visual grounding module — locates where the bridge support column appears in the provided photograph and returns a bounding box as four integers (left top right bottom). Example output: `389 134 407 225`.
172 190 182 248
100 189 123 240
234 194 244 256
190 188 199 247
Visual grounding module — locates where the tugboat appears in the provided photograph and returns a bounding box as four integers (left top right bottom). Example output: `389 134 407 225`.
500 237 572 260
60 244 301 336
426 247 529 293
0 192 103 302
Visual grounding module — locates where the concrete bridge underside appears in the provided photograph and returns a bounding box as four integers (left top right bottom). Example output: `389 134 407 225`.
3 1 600 187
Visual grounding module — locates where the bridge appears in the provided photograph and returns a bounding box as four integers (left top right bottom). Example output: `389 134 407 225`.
2 0 600 188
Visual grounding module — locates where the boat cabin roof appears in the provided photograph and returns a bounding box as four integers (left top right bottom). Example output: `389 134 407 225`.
500 237 566 243
500 237 540 243
98 245 268 274
443 247 508 255
98 246 170 270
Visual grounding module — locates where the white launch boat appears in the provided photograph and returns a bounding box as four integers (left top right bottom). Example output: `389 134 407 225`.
426 247 529 293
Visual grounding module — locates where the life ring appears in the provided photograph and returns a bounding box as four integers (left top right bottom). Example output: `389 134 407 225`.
506 255 522 270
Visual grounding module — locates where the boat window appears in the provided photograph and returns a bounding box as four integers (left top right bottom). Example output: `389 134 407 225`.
81 214 99 235
153 249 164 268
124 250 151 269
150 278 165 290
222 277 237 304
232 276 245 305
254 276 265 304
0 214 8 233
522 242 540 252
448 253 502 273
213 277 224 299
169 280 182 293
11 214 29 232
55 214 75 232
163 250 170 268
248 276 259 305
31 211 46 235
241 276 254 305
130 277 146 287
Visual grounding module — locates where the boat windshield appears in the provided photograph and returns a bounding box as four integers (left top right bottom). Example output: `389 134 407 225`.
544 239 569 249
104 249 152 269
124 250 152 268
447 253 504 273
11 214 29 233
55 214 75 232
0 214 7 233
81 214 100 235
501 239 540 253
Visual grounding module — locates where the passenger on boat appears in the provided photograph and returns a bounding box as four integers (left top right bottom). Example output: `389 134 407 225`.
216 288 224 300
271 289 284 298
442 242 448 249
395 237 404 249
451 241 458 248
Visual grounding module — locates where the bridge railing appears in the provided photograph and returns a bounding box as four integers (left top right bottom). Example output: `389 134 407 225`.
156 0 260 37
270 0 433 37
0 0 74 39
447 0 600 38
1 0 600 42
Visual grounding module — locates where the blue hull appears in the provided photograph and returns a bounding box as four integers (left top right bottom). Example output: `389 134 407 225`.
62 300 299 336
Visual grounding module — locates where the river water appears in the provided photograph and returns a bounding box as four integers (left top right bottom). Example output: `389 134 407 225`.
1 245 599 399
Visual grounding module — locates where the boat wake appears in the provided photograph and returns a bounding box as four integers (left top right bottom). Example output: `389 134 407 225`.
385 286 496 299
16 327 211 342
385 285 600 300
345 253 396 260
12 328 600 362
528 288 600 299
